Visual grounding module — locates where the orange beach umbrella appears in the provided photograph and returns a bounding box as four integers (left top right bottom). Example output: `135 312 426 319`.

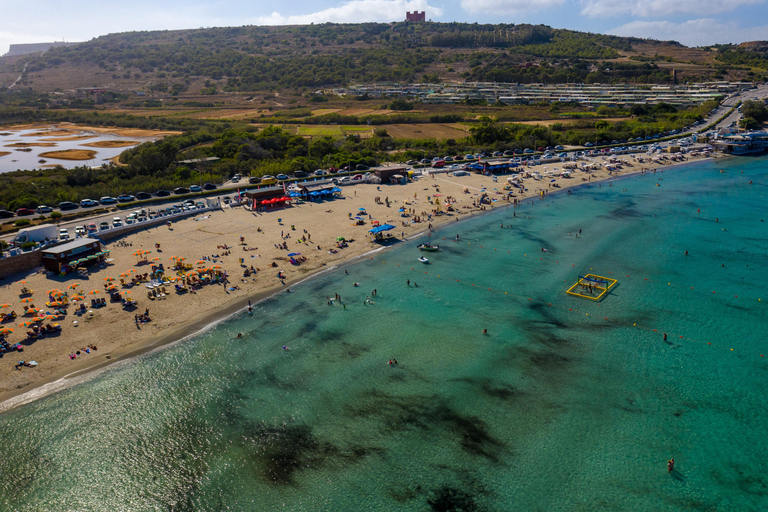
86 290 101 295
19 298 34 303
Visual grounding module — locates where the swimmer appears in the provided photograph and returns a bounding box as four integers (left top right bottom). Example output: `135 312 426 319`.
282 346 289 350
663 333 667 341
685 251 688 256
483 329 487 335
668 458 674 472
354 282 360 287
236 333 243 338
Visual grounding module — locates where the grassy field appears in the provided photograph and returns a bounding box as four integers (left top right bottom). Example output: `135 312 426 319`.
383 123 471 140
296 125 344 136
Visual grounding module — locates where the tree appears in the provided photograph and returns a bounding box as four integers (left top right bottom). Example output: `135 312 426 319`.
741 100 768 123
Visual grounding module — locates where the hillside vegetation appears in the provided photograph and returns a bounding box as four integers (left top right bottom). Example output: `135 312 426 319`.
1 22 750 96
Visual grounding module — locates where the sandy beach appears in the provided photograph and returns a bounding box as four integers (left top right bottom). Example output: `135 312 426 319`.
0 151 714 404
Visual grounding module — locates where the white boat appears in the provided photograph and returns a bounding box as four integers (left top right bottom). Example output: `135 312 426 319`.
418 256 429 264
418 242 440 251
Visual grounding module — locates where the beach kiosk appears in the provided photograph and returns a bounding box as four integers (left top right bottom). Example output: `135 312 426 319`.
297 179 340 201
375 167 408 184
41 238 105 273
243 186 291 210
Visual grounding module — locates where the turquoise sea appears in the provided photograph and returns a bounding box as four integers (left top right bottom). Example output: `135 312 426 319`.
1 156 767 511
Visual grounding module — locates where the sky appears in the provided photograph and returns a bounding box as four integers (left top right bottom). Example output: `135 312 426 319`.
1 0 767 56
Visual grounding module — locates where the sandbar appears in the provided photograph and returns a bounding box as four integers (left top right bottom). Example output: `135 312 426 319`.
0 151 715 406
0 151 10 158
37 149 98 161
81 140 140 148
4 142 58 148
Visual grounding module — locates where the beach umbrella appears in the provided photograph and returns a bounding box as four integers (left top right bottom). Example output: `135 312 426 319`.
0 327 13 335
106 285 118 291
119 272 130 278
86 290 101 295
0 303 12 308
120 290 132 296
41 315 57 321
19 298 34 303
287 252 301 257
336 237 345 241
17 280 28 285
211 264 222 270
48 301 64 307
196 260 207 266
132 250 143 256
68 283 80 289
358 207 366 211
550 179 556 182
128 269 137 273
151 257 162 262
47 288 62 294
27 307 42 314
433 194 442 197
103 277 116 282
18 321 35 328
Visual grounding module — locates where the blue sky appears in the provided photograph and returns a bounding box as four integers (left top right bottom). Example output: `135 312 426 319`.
1 0 767 56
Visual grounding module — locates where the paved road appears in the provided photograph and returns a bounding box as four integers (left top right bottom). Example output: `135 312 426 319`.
711 84 768 131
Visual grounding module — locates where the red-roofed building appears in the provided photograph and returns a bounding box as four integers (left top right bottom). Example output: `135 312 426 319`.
406 11 425 22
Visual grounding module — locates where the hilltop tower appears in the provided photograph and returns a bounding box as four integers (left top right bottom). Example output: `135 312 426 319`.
405 11 425 22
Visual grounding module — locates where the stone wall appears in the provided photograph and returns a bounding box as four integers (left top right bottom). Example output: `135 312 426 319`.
0 250 43 279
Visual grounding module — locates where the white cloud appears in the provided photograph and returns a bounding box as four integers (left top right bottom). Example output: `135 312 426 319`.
609 18 768 46
461 0 566 15
252 0 442 25
580 0 765 18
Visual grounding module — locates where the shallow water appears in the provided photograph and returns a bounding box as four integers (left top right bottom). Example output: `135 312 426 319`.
0 126 151 173
1 156 767 511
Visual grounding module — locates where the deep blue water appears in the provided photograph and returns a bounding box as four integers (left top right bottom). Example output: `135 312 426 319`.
1 156 767 511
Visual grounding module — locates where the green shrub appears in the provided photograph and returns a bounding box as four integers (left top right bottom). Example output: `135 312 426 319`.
50 211 63 221
14 219 31 227
21 241 36 250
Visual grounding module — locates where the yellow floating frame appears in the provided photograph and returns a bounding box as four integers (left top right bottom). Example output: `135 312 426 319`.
566 274 618 301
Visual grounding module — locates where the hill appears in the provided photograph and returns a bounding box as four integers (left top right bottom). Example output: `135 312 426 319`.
0 22 758 100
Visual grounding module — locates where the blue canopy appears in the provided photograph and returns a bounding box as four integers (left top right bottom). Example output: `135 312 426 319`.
369 224 395 234
359 207 367 211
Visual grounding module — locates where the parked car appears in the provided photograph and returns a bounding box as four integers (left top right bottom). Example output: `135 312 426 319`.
173 187 190 194
99 221 110 231
155 190 171 197
202 183 217 190
420 158 431 164
15 207 34 216
59 201 78 211
112 217 123 227
99 196 118 205
117 194 136 202
59 229 70 240
351 174 364 181
75 226 86 237
247 177 261 184
314 170 329 176
293 171 308 178
406 160 418 165
79 199 98 208
36 205 53 214
135 192 152 200
334 176 351 184
276 174 290 181
189 185 202 192
0 210 15 218
87 223 98 234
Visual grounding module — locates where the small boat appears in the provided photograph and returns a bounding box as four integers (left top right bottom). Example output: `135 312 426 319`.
418 256 429 264
417 242 440 252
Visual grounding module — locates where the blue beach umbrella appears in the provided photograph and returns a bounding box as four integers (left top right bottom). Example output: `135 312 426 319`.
358 207 366 211
287 252 301 257
550 179 556 182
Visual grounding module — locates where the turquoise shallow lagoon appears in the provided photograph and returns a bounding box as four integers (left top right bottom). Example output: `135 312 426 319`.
1 156 767 511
